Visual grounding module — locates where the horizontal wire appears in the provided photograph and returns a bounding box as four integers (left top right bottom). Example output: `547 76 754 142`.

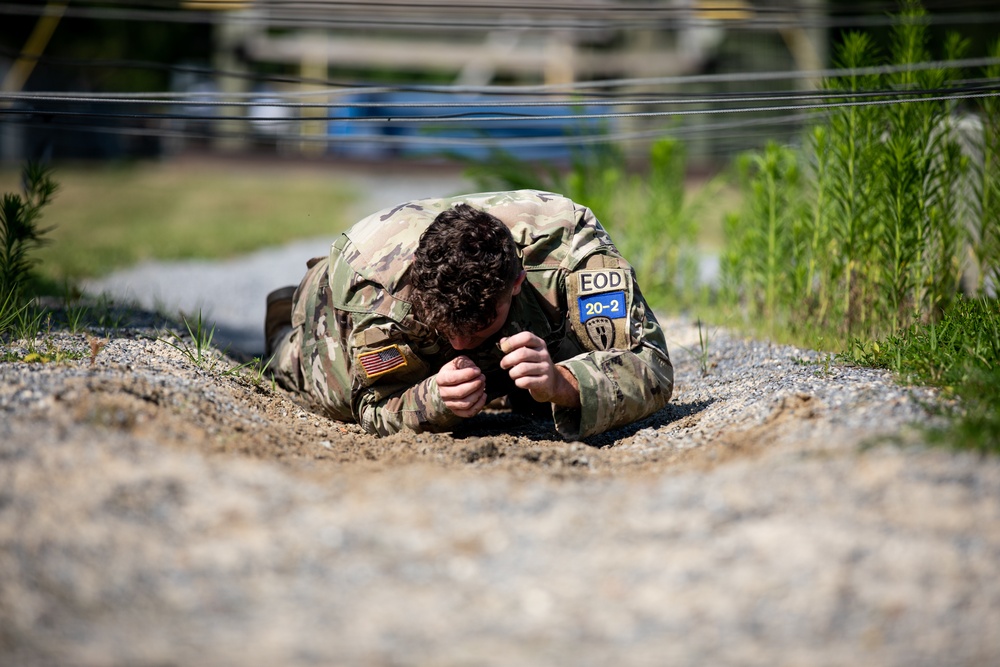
5 81 999 110
8 86 965 159
0 78 828 126
4 2 995 155
513 58 1000 95
3 110 809 153
6 87 996 124
0 2 803 31
40 0 1000 11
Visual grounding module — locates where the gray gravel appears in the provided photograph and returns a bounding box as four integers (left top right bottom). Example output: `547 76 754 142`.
1 314 998 667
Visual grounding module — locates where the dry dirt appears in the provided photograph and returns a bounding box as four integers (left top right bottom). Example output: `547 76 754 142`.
2 312 999 666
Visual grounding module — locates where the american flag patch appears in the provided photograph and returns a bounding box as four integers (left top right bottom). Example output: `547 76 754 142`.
358 345 407 378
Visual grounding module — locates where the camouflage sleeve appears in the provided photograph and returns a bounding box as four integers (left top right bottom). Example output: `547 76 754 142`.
552 255 674 440
325 233 465 436
345 322 464 437
352 371 463 437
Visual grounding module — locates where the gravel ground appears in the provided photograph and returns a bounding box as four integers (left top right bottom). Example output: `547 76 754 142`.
2 310 998 667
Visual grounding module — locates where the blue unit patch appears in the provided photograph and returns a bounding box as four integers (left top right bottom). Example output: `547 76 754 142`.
578 290 627 322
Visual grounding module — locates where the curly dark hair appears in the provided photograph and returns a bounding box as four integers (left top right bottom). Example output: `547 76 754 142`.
410 203 522 336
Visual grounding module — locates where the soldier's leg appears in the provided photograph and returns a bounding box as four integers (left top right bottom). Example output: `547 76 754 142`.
266 285 301 391
278 257 356 422
268 325 305 394
266 259 332 403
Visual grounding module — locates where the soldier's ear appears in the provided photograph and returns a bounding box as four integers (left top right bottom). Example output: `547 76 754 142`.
510 271 527 296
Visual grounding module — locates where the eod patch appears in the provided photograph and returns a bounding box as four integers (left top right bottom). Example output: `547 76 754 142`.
569 268 632 351
578 269 626 295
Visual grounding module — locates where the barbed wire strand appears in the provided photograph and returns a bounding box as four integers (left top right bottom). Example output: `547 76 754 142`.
2 2 998 154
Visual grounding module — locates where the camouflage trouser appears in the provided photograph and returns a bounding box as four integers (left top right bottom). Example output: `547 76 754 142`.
270 257 356 423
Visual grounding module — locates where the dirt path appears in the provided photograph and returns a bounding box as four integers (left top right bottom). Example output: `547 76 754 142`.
1 314 999 666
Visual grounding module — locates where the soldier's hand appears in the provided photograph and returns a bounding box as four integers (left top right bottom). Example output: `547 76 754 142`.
499 332 580 408
437 356 487 417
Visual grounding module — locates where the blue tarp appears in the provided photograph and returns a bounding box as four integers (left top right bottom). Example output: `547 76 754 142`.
328 92 614 162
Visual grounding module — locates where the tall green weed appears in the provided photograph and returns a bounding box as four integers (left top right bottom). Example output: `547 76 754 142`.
721 142 801 330
1 163 57 337
721 0 995 342
824 30 884 332
970 38 1000 296
720 0 1000 451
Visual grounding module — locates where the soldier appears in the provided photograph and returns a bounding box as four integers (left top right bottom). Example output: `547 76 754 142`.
266 189 673 440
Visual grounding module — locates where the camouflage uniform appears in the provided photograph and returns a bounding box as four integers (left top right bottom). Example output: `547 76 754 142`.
271 189 673 440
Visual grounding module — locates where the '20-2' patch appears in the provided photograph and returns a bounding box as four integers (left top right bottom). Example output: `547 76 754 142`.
572 268 631 351
577 291 626 322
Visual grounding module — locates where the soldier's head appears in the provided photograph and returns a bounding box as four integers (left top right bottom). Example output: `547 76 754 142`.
411 203 525 349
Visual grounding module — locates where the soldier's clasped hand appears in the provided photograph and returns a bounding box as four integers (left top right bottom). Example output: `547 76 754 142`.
499 332 580 408
437 356 488 417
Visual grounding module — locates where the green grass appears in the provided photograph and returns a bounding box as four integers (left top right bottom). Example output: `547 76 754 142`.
0 159 357 283
1 158 357 359
1 162 57 338
843 297 1000 453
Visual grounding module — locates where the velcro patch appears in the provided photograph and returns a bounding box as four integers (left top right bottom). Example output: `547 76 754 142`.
578 291 627 322
584 316 616 350
577 269 627 296
357 345 407 378
568 267 633 352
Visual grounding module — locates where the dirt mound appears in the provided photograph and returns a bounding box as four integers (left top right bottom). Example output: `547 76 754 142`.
2 317 999 666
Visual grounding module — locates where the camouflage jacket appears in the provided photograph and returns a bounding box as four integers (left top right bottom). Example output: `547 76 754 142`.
286 189 674 440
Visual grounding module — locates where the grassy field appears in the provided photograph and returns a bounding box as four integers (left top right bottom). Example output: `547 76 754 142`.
0 158 357 285
1 156 733 290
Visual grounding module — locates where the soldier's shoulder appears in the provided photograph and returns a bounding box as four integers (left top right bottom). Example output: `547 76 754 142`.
478 191 603 269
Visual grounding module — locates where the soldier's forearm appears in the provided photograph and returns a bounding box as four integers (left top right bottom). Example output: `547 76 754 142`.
356 376 463 436
547 365 581 408
554 345 673 440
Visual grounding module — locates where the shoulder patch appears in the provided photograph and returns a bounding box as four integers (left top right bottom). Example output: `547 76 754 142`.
568 267 633 352
576 269 627 296
578 291 627 322
357 345 407 379
584 316 616 350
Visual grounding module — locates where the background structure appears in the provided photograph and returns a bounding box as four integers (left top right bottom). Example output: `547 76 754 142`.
3 1 997 167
